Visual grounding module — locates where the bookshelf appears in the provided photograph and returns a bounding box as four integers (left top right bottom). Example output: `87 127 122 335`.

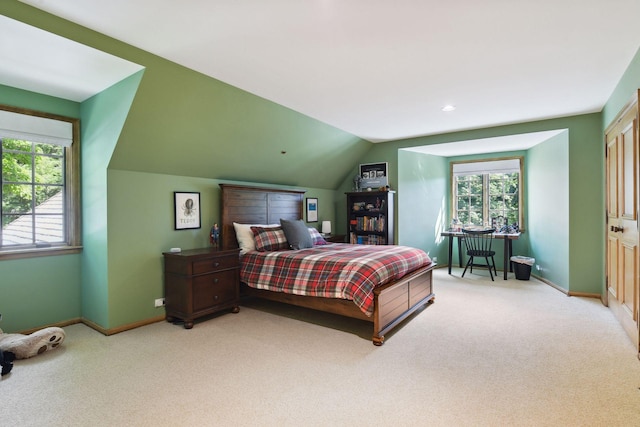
346 190 394 245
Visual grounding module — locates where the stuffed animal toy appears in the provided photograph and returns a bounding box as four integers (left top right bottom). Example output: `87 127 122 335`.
0 326 65 362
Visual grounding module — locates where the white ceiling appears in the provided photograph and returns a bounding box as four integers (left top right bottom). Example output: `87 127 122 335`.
402 129 567 157
0 15 142 102
9 0 640 144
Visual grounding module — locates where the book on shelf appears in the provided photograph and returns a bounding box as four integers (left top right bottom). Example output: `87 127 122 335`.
353 215 385 232
349 232 387 245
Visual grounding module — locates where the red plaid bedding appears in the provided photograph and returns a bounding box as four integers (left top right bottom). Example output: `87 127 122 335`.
240 243 432 316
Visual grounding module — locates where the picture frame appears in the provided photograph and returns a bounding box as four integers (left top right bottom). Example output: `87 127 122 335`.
359 162 389 189
174 191 201 230
306 197 318 223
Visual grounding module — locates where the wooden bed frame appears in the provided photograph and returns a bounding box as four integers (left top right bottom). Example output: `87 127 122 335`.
220 184 435 345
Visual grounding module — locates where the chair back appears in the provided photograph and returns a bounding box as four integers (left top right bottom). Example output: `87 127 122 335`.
462 228 495 256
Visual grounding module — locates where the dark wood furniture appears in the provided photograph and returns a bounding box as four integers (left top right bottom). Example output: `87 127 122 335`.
324 234 346 243
220 184 304 250
220 184 435 345
461 228 497 281
441 230 520 280
163 247 240 329
346 190 394 245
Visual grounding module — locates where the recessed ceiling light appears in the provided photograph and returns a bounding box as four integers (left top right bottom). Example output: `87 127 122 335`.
442 105 456 112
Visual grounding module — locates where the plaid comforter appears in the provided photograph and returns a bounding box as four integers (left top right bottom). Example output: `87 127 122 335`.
240 243 432 317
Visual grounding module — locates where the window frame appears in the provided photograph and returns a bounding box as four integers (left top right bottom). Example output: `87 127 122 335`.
450 156 524 231
0 104 81 260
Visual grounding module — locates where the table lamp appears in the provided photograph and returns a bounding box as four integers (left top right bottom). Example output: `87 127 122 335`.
321 220 332 236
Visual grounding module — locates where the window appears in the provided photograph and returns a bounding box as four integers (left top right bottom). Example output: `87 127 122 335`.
452 158 523 229
0 105 80 259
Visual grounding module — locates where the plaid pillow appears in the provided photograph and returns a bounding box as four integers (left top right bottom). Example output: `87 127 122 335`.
308 227 327 245
251 226 289 251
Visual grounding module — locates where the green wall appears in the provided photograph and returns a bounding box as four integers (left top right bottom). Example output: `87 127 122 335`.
337 112 602 294
80 71 144 328
106 170 337 327
0 254 81 333
395 149 534 273
112 61 370 190
2 0 640 331
1 1 368 331
397 150 448 259
0 85 82 332
527 131 570 289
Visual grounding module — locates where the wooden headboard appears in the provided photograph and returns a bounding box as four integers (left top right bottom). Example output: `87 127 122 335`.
219 184 306 250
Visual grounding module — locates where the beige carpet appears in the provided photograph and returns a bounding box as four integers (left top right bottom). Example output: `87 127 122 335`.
3 268 640 426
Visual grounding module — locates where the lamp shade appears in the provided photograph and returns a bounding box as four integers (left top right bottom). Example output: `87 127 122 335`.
321 221 332 234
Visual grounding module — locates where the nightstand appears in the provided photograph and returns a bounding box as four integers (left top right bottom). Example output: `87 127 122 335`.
163 247 240 329
324 234 346 243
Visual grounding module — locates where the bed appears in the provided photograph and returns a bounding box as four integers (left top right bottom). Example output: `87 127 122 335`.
220 184 435 345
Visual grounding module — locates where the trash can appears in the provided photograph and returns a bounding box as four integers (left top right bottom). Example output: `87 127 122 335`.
510 256 535 280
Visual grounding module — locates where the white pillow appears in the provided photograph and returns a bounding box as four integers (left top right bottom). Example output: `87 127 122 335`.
233 222 279 254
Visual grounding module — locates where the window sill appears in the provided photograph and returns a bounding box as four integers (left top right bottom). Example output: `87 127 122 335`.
0 245 83 261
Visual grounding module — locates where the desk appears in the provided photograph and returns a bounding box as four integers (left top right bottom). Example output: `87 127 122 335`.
441 230 521 280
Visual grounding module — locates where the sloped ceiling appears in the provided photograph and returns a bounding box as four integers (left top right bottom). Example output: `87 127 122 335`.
15 0 640 143
0 14 142 102
0 4 370 190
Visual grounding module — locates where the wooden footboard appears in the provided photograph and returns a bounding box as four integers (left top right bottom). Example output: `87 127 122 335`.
372 263 435 345
241 263 435 345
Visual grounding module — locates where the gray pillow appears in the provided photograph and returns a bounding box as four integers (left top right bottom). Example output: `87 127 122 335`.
280 218 313 250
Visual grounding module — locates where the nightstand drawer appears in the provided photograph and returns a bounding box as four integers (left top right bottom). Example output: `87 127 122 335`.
192 254 238 274
192 270 238 312
163 247 241 329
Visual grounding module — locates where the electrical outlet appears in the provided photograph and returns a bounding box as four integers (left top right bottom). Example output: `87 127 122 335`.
432 256 438 263
154 298 165 308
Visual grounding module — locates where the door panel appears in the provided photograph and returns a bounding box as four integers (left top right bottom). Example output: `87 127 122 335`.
607 137 618 217
621 119 637 219
608 236 618 297
605 93 640 353
622 242 637 318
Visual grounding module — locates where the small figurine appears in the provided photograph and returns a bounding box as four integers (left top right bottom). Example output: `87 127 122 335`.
210 223 220 247
353 174 362 192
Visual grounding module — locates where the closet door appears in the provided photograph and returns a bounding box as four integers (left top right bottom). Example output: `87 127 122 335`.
605 91 640 354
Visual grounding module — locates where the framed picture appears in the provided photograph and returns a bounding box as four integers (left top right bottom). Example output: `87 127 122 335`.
174 191 201 230
306 197 318 222
360 162 389 189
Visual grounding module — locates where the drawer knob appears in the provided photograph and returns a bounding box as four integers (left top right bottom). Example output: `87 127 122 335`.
213 262 220 267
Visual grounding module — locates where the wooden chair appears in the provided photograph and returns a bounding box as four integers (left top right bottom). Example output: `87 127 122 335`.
461 228 497 281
